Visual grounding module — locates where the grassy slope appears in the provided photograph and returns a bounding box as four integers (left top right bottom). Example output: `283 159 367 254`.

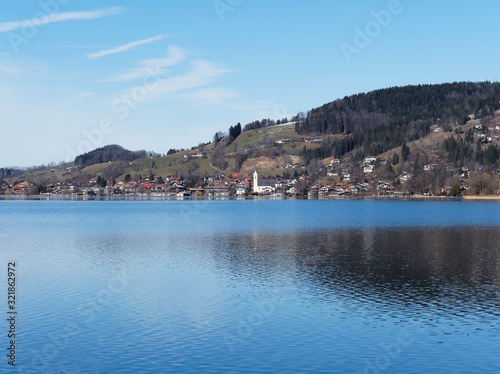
2 123 346 184
224 123 300 154
12 120 490 184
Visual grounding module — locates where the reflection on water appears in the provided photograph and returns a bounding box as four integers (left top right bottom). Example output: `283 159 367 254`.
1 201 499 373
207 226 500 373
213 226 500 328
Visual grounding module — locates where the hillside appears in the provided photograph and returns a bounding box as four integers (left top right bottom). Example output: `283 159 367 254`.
298 82 500 160
74 144 147 167
2 82 500 196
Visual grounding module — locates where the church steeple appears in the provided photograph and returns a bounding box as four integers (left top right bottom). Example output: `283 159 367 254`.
253 164 258 193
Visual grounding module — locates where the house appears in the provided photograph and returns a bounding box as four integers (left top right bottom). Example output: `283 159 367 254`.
423 164 439 171
274 138 291 145
187 187 205 196
459 168 469 178
358 183 371 192
327 170 338 177
441 185 452 194
327 159 341 176
400 172 413 182
377 181 392 190
205 185 230 196
236 186 248 196
287 186 300 195
308 186 319 196
363 165 374 174
183 151 207 159
14 181 30 194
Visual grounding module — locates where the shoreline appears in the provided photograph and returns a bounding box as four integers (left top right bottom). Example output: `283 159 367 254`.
463 195 500 201
1 194 499 201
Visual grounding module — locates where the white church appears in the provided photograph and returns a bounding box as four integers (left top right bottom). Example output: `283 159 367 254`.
253 166 278 194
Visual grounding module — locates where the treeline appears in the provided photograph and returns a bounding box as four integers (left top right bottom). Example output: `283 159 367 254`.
74 145 147 167
444 135 500 165
297 82 500 161
242 117 291 132
214 116 293 145
0 168 24 179
0 163 58 179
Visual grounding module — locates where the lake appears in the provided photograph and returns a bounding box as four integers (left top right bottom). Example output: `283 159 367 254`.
1 199 500 373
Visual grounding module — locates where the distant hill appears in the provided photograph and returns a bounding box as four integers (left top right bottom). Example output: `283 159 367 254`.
297 82 500 159
74 145 147 167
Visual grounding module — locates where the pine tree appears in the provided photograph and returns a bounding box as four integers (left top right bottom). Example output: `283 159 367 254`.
449 182 461 197
401 142 410 161
391 153 399 165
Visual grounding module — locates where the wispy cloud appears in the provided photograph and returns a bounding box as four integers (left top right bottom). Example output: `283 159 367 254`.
0 63 19 76
102 45 188 82
153 60 232 95
111 59 233 108
87 34 166 59
0 7 124 32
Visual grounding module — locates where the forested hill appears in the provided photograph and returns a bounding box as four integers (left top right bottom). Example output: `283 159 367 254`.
74 145 147 167
296 82 500 159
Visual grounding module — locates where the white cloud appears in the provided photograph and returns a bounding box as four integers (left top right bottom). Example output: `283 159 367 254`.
87 34 166 59
106 59 233 111
153 60 232 95
0 7 124 32
103 45 188 82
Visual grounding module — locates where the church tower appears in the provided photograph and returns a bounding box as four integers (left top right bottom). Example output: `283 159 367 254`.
253 164 258 193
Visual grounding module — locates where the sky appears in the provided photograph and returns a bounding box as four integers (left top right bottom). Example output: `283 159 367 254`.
1 0 500 167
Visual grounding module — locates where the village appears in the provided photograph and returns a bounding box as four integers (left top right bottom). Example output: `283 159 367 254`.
1 155 476 198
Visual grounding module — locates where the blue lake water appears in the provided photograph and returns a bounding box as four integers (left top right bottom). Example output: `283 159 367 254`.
1 199 500 373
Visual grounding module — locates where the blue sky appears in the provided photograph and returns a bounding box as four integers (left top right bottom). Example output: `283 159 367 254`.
1 0 500 167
